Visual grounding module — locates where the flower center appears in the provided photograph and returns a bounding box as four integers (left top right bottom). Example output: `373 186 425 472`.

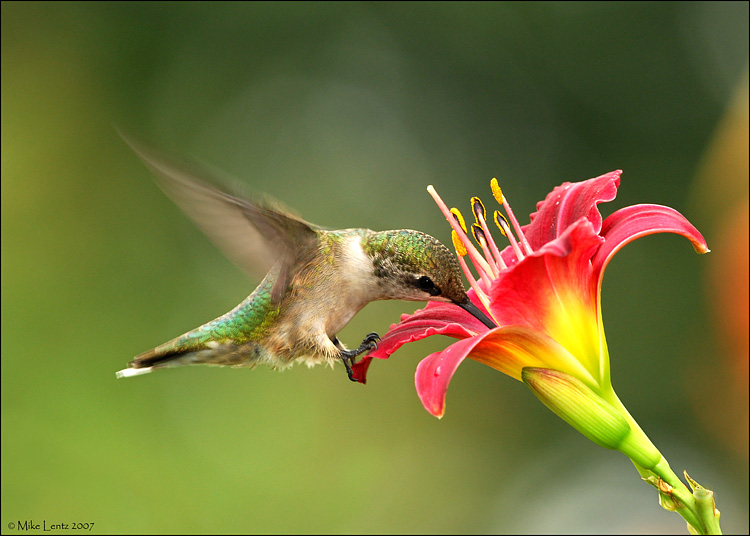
427 179 532 316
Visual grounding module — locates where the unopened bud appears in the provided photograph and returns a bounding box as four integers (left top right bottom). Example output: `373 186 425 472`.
522 367 631 450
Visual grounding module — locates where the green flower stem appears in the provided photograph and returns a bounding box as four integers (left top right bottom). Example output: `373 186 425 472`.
693 488 722 535
521 369 721 533
605 388 722 535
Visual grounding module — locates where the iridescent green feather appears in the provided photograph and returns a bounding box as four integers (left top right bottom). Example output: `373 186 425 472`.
152 267 281 355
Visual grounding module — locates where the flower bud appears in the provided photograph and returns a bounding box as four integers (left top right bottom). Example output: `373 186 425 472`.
522 367 631 450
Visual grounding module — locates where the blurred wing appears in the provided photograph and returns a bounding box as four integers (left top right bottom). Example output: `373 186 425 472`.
119 130 320 302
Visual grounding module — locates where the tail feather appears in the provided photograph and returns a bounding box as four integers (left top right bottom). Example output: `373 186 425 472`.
115 339 249 379
116 367 153 379
129 347 186 368
116 346 193 379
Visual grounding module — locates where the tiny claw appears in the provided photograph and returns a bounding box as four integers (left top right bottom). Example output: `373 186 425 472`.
342 356 357 382
336 332 381 382
358 332 380 352
364 332 381 342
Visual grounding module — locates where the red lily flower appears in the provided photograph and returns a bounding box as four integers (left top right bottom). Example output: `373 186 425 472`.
353 171 709 419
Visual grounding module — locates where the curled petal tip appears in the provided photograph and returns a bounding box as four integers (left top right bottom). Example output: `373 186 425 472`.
426 398 446 419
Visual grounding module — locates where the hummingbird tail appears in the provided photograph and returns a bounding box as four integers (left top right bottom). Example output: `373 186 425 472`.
115 366 153 379
116 336 269 378
129 346 187 368
115 346 193 379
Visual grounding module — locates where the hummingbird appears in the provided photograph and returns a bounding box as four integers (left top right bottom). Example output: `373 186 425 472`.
115 135 496 382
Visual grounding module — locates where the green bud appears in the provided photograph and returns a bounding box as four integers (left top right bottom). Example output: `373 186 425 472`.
522 367 631 450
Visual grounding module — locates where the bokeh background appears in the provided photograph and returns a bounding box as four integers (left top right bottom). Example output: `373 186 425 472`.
2 2 748 534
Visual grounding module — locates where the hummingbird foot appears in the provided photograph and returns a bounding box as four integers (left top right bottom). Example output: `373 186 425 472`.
333 332 380 382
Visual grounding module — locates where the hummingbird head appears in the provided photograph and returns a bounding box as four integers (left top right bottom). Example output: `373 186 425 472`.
367 230 496 329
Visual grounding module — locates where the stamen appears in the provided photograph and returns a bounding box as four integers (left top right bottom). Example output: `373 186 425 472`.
471 223 485 246
494 210 508 237
471 224 499 277
475 205 507 270
496 211 525 261
451 230 467 257
490 178 504 204
427 186 495 284
492 180 533 255
471 197 486 223
452 208 495 280
450 208 467 233
457 254 490 309
452 230 490 306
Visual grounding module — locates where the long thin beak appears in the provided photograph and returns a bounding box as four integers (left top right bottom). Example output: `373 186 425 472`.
457 300 497 329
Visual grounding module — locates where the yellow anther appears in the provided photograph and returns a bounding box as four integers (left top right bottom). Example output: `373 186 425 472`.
450 207 467 232
490 178 504 205
494 210 509 237
452 230 467 256
471 197 486 223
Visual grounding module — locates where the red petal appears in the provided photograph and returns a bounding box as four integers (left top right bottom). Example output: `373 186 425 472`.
593 204 710 280
488 220 606 380
371 303 476 357
368 289 490 359
415 327 591 417
415 331 496 418
523 171 621 250
415 345 471 418
489 219 602 332
350 355 372 384
350 297 487 383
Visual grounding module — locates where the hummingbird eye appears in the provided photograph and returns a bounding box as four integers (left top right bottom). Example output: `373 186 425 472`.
417 275 441 296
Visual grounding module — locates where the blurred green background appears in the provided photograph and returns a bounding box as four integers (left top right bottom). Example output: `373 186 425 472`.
2 2 748 534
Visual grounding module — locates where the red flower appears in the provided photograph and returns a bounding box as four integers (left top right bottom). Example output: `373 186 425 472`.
353 171 708 418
